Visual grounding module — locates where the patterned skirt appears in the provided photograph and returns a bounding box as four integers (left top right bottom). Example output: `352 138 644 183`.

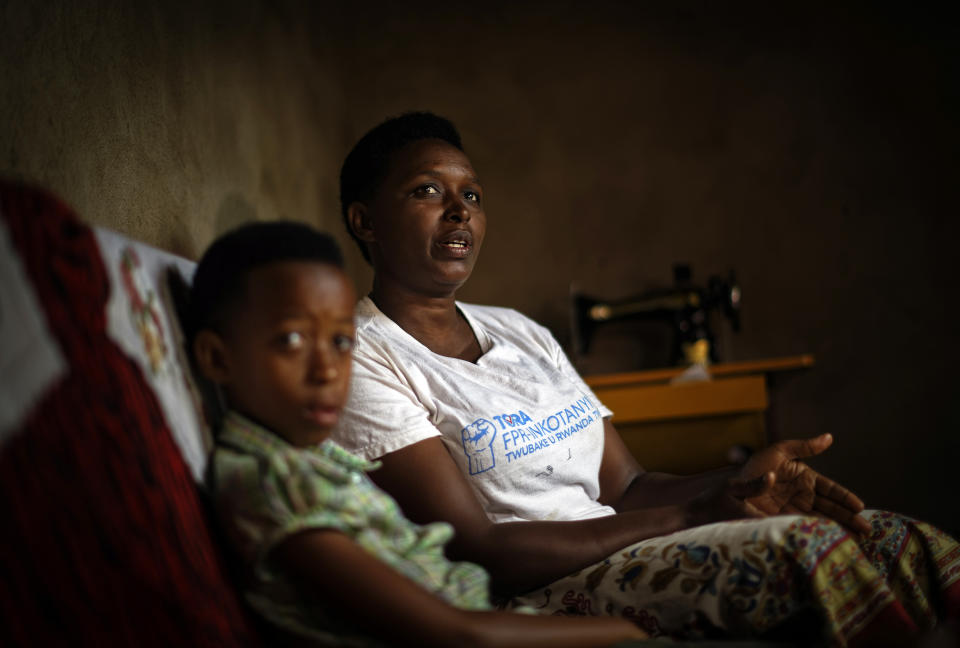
504 511 960 646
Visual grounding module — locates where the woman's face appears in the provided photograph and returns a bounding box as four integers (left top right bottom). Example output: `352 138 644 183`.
361 138 486 297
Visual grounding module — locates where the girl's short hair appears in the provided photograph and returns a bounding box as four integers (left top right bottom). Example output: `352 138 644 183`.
339 112 463 263
186 221 343 342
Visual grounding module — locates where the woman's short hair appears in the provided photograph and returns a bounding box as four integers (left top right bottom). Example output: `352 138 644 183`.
187 220 343 342
339 112 463 262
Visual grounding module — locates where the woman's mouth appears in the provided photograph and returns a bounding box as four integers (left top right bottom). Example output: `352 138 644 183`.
436 231 473 258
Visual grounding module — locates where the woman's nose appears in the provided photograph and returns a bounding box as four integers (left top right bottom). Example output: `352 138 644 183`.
443 197 471 223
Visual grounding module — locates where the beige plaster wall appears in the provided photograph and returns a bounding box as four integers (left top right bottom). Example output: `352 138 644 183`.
1 0 348 262
2 1 957 533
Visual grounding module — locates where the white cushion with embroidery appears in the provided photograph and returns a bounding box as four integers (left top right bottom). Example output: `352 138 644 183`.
94 227 209 481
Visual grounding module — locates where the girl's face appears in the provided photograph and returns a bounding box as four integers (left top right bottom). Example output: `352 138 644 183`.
214 261 356 447
359 139 486 297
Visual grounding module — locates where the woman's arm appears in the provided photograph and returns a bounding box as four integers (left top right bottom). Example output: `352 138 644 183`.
597 418 739 510
597 419 871 535
369 435 768 595
276 529 647 648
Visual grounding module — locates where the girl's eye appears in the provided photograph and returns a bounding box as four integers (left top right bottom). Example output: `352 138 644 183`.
279 331 304 349
334 334 355 353
464 190 481 204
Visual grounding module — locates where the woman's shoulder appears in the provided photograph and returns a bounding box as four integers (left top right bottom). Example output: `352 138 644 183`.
354 295 381 329
458 302 558 351
351 296 407 357
457 301 542 331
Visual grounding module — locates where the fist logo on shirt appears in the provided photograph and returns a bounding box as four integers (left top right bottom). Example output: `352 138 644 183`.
461 418 497 475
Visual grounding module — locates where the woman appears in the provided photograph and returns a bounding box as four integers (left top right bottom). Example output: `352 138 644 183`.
332 112 959 645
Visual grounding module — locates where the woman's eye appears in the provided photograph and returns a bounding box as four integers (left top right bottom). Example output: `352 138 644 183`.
414 185 439 197
334 334 355 353
464 190 481 204
278 331 304 349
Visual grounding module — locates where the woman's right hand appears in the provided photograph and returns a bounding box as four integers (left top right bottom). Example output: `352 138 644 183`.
683 472 774 529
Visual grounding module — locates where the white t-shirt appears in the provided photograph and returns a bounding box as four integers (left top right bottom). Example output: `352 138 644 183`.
332 297 616 524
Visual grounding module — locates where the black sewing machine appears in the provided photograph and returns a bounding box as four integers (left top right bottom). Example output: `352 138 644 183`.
570 265 741 367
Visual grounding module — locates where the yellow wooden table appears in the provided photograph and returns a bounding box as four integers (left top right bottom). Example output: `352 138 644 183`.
585 355 814 475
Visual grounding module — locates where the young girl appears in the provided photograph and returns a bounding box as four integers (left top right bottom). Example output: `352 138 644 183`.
187 221 648 647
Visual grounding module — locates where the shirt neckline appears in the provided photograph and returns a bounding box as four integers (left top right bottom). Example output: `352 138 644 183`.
359 296 494 364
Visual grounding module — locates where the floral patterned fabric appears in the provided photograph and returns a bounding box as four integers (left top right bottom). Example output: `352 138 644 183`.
505 511 960 646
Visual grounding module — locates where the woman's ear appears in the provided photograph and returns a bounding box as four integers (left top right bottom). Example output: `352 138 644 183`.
193 330 232 385
347 202 376 244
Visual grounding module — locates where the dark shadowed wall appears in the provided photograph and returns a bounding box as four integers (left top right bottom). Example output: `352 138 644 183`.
2 0 957 534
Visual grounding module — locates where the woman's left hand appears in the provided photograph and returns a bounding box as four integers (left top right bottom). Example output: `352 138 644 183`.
739 433 872 535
